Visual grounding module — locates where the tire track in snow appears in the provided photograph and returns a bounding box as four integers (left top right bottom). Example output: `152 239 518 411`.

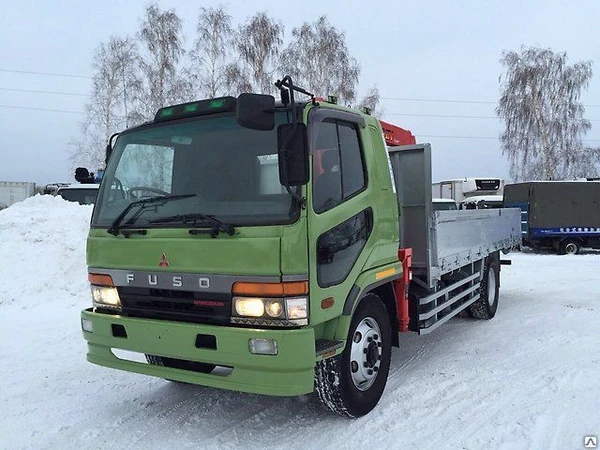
113 383 314 449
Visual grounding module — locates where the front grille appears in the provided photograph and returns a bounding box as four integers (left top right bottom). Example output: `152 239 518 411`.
118 287 230 325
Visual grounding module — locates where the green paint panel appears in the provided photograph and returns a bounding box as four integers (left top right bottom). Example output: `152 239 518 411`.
87 227 282 275
82 309 315 396
280 212 308 275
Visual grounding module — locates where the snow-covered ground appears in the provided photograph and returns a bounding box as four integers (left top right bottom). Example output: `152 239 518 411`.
1 195 598 450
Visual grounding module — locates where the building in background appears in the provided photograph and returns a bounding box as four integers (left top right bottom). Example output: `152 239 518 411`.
0 181 36 208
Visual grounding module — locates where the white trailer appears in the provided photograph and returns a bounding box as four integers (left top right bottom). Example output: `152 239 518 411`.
0 181 36 207
432 177 504 204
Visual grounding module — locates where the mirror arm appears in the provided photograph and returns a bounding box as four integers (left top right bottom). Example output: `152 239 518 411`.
283 183 305 209
105 132 119 166
275 76 314 123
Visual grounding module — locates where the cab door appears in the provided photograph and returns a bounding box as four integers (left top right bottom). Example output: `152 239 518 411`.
306 109 374 326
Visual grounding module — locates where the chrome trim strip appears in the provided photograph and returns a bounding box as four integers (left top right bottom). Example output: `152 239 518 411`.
111 349 234 377
230 317 308 327
112 349 147 363
89 267 280 294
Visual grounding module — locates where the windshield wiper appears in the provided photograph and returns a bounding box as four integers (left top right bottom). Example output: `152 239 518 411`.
107 194 196 236
150 213 235 237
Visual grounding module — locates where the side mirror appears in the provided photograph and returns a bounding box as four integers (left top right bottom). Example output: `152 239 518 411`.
278 123 309 186
237 93 275 130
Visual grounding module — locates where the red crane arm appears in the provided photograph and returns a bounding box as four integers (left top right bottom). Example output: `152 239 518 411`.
380 120 416 146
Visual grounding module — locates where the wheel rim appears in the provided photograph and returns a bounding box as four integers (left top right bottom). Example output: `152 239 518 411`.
487 268 497 306
349 317 382 391
565 243 577 254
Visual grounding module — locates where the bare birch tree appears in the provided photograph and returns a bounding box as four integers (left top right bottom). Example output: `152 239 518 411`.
497 46 594 181
236 12 284 95
190 6 235 98
134 3 191 121
71 36 139 170
281 16 360 103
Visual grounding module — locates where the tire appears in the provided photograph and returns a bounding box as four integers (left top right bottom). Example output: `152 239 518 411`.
408 285 430 331
469 256 500 320
559 239 580 255
314 294 391 417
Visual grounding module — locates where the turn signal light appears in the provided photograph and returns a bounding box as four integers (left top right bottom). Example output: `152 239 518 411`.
232 281 308 297
88 273 114 286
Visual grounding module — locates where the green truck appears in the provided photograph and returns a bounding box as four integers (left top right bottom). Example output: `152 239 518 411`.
81 77 521 417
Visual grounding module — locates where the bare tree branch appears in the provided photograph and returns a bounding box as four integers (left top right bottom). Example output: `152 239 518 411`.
70 35 139 171
357 85 384 117
134 3 190 119
236 12 284 95
281 16 360 103
190 6 235 98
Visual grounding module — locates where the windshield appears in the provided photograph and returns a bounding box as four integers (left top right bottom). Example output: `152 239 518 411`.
92 112 297 228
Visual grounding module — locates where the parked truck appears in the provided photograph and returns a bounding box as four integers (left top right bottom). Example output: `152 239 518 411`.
80 77 521 417
0 181 35 207
432 177 504 205
504 181 600 254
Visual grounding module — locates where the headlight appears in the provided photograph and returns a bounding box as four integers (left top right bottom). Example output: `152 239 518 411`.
232 296 308 326
234 298 264 317
265 299 284 318
91 285 121 310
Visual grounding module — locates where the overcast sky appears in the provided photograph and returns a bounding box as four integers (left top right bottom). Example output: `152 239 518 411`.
1 0 599 186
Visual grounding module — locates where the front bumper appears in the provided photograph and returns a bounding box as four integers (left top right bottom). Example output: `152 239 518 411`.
81 308 316 396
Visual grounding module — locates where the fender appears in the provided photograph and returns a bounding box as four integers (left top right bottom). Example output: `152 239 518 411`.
332 262 403 341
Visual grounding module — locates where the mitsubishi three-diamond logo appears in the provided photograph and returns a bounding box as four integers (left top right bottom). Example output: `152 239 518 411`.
158 252 170 268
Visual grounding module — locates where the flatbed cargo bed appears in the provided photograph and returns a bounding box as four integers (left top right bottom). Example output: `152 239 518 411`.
389 144 520 288
432 208 521 278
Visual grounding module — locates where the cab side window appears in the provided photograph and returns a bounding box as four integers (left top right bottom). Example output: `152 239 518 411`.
313 120 366 213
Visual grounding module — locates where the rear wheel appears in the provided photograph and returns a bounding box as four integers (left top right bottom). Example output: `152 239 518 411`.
469 256 500 320
315 294 391 417
560 239 581 255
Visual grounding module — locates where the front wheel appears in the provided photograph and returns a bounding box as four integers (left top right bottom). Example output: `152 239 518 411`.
469 256 500 320
315 294 391 417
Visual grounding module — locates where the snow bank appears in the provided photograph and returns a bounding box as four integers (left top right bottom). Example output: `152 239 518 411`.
0 197 598 450
0 194 92 306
